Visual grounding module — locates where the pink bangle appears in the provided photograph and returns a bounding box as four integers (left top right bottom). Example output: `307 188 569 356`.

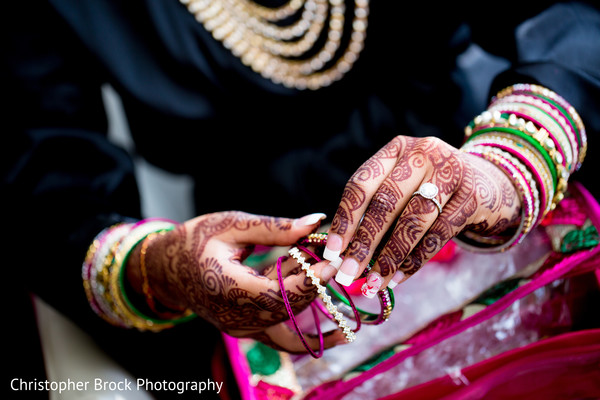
287 247 357 343
276 255 324 358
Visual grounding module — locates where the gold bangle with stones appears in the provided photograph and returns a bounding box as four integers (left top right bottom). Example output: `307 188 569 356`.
495 83 587 167
487 101 573 171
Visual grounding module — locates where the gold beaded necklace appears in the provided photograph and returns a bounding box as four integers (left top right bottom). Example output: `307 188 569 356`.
179 0 369 90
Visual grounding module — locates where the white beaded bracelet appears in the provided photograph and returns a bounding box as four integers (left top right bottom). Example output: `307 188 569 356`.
288 247 356 343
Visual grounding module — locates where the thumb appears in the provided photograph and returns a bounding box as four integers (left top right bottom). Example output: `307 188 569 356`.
228 212 327 246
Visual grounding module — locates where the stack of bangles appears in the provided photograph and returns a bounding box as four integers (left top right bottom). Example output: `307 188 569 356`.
82 218 196 332
458 83 587 251
277 233 395 357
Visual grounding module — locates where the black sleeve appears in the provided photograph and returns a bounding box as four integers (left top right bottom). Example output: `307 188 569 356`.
1 1 142 329
471 1 600 198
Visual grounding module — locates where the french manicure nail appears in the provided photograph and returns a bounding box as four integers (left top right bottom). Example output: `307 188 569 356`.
361 272 383 298
294 212 327 227
328 256 343 269
323 233 343 261
387 271 406 290
335 258 358 287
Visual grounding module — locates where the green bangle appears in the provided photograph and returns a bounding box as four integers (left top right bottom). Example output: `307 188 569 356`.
466 126 558 191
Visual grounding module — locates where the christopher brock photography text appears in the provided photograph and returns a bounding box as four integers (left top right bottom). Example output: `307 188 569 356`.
10 377 224 396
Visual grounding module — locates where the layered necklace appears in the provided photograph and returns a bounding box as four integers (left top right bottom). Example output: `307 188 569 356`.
179 0 369 90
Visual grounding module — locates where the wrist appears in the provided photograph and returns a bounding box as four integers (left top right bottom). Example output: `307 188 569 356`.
139 229 189 312
467 153 523 235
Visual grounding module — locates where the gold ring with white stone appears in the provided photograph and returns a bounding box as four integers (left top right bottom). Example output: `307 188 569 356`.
412 182 443 214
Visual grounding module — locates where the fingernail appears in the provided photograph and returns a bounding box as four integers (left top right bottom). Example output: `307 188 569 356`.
335 258 358 287
320 264 338 281
328 256 343 270
387 271 406 290
361 272 383 298
323 233 343 261
294 213 327 227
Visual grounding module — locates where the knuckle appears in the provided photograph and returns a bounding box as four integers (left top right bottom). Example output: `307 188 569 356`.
341 180 367 210
376 254 398 277
347 233 372 262
347 170 364 186
422 135 444 149
421 231 445 253
332 181 368 235
377 235 410 266
401 253 423 276
331 207 351 234
370 187 399 214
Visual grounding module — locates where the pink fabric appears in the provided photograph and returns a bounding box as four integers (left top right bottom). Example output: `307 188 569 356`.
541 197 588 227
430 240 457 262
383 329 600 400
222 334 257 400
254 381 295 400
404 310 463 346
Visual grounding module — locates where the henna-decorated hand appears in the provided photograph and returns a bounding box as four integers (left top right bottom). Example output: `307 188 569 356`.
322 135 522 295
127 211 347 353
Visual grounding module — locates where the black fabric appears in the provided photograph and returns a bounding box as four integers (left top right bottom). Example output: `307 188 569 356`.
2 0 600 397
